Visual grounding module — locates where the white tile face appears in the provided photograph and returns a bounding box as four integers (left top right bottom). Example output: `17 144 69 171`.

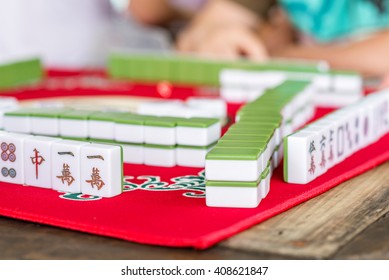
349 110 363 152
80 143 122 198
333 75 362 93
176 148 208 167
358 104 375 148
3 116 31 133
326 127 337 169
60 119 89 138
31 117 59 136
220 87 247 103
89 120 115 140
0 107 19 130
284 131 320 184
144 147 175 167
182 107 216 119
176 123 221 146
343 112 359 158
315 127 330 176
137 101 182 117
371 98 389 139
186 98 227 119
206 186 261 208
24 136 61 189
144 126 176 145
51 140 88 193
114 123 144 144
0 97 18 108
122 144 143 164
312 74 332 93
0 133 32 185
259 179 267 199
205 159 261 182
334 119 348 164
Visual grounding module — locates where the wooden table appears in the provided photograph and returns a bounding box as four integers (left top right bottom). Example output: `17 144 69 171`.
0 161 388 260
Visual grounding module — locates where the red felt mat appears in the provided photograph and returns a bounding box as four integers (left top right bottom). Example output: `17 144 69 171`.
0 70 387 249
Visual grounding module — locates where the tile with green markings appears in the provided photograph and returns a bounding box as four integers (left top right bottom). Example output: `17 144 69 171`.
216 140 266 149
177 117 219 128
206 147 262 160
0 58 43 90
89 112 128 121
220 134 269 142
114 113 154 125
144 117 180 145
60 110 98 139
29 108 73 136
206 179 261 188
59 110 98 120
205 146 265 182
3 108 35 133
144 117 180 127
144 143 176 167
29 108 73 118
89 112 128 140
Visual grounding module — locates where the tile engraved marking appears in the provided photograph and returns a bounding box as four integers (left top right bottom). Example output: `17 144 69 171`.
56 163 75 186
86 167 105 190
30 148 45 179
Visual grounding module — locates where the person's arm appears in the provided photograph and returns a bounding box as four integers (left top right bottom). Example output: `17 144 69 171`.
176 0 269 61
129 0 191 26
274 30 389 77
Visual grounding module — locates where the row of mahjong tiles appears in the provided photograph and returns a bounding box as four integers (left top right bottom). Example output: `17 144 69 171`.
284 89 389 184
1 108 221 167
108 52 363 106
108 52 359 87
219 69 363 104
0 132 122 198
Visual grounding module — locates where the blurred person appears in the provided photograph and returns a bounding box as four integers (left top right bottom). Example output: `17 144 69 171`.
0 0 114 68
131 0 389 86
130 0 275 61
0 0 171 68
272 0 389 78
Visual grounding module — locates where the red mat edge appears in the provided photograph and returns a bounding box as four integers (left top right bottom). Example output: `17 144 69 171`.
1 147 388 249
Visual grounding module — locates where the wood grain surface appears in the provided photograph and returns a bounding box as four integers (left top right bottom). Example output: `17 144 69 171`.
220 161 389 259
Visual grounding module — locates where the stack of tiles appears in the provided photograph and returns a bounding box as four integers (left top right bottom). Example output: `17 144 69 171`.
3 108 221 168
0 58 43 90
0 131 123 198
114 115 221 167
205 81 315 208
284 89 389 184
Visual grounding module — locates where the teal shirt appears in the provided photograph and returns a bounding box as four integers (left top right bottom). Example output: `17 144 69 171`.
280 0 389 42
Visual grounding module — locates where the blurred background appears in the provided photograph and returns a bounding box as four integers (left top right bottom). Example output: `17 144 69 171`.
0 0 171 68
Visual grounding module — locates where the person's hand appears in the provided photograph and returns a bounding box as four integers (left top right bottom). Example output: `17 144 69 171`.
176 0 268 61
378 73 389 89
177 24 268 60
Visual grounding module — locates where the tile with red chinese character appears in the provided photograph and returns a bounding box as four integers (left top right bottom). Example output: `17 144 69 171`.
80 143 123 198
24 136 61 188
